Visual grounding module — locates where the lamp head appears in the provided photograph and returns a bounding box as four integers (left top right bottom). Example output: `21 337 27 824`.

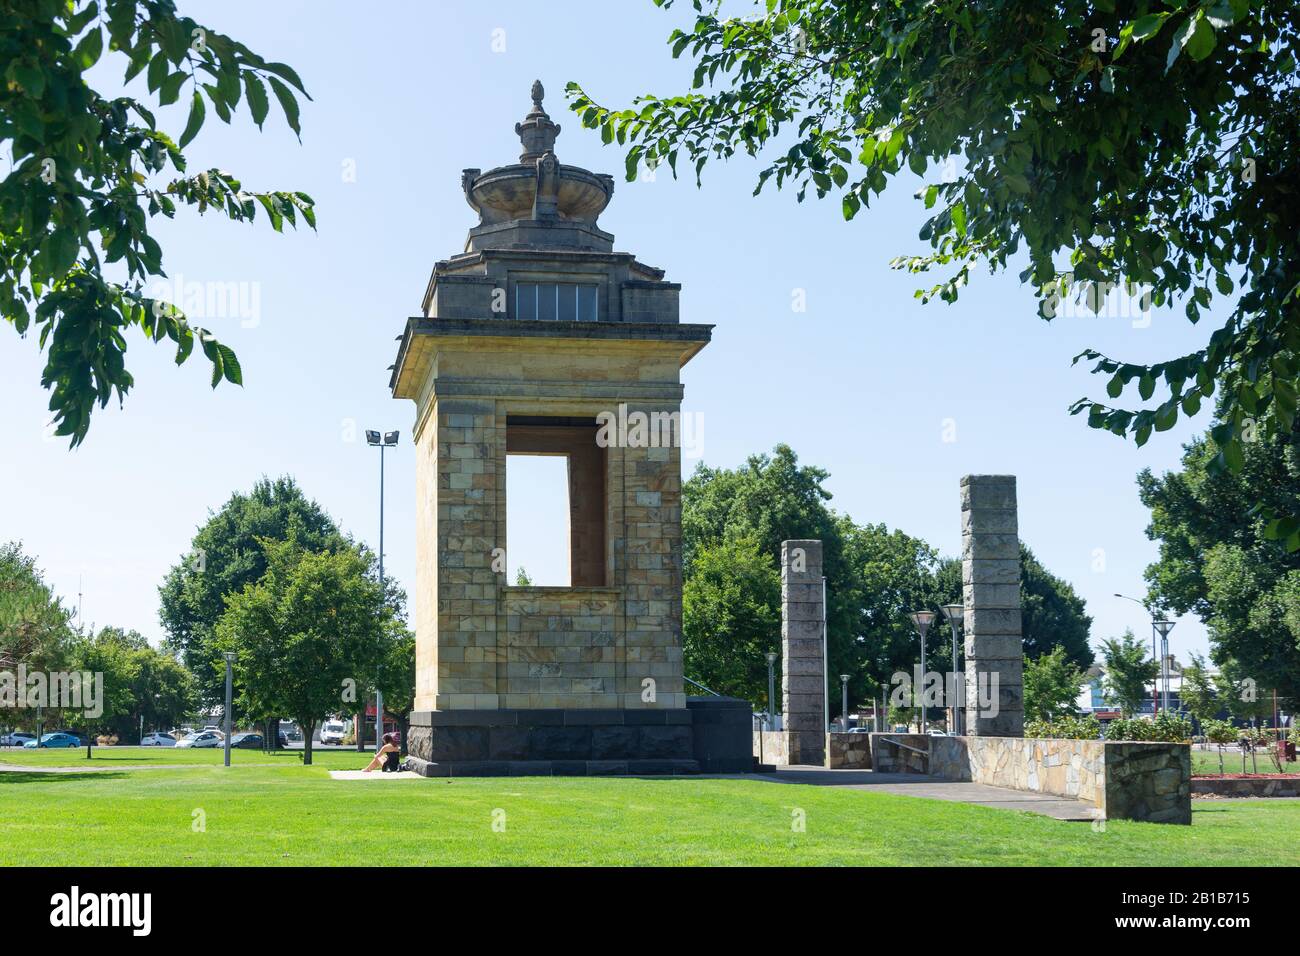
909 610 937 637
223 651 237 663
765 651 778 666
940 603 964 624
365 430 381 446
1153 619 1175 638
384 431 399 446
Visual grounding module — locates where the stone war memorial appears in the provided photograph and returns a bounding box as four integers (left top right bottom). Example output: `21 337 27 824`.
388 82 751 776
387 81 1191 821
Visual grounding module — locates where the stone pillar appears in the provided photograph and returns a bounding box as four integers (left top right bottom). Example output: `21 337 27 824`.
961 475 1023 737
781 539 825 765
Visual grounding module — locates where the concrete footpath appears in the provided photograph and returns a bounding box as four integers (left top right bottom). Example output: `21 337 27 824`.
746 766 1099 821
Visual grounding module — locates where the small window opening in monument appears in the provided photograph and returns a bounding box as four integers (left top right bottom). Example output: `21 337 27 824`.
514 283 598 322
506 453 571 586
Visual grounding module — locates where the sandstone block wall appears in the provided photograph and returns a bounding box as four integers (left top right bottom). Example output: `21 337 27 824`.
415 391 687 712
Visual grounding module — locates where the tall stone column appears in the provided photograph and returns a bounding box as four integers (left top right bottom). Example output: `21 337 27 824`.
961 475 1023 737
781 539 825 765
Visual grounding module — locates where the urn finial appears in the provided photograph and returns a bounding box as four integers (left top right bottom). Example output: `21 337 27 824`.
516 78 560 163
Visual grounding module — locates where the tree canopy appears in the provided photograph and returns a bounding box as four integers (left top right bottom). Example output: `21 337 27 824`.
1139 420 1300 697
0 539 75 672
1 0 313 444
568 0 1300 537
681 443 1093 715
158 476 348 704
1100 628 1159 715
215 537 398 765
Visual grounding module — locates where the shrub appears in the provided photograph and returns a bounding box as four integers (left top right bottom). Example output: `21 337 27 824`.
1104 713 1193 742
1024 714 1101 740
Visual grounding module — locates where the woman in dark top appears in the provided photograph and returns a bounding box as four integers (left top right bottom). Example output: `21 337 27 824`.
362 732 402 773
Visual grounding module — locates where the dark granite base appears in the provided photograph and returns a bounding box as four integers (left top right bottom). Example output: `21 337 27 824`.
406 697 754 777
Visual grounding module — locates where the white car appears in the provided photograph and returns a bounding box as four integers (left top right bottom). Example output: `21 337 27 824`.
319 720 347 745
140 732 176 747
176 730 223 749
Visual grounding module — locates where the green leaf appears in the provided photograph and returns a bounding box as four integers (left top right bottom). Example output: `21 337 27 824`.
1131 14 1168 40
267 76 301 137
244 73 270 129
159 71 187 106
179 91 206 148
1185 18 1217 61
72 27 104 70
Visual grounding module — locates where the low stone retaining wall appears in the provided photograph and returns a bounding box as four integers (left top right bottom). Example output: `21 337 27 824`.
876 734 1190 823
827 732 871 769
868 733 930 774
753 730 790 766
1193 776 1300 799
930 736 1105 806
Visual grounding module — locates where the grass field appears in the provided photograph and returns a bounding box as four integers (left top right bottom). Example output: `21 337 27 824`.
1192 749 1300 776
2 748 1298 866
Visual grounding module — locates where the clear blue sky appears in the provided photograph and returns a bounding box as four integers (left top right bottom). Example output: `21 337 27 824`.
1 0 1215 662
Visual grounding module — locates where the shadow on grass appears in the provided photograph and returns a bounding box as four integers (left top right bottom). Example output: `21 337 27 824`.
0 771 127 784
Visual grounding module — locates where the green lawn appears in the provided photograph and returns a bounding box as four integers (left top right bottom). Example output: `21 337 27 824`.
1 752 1298 866
1192 748 1300 776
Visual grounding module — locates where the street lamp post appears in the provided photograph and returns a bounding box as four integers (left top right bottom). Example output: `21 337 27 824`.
366 429 399 747
1153 619 1176 714
1115 594 1162 716
839 674 850 731
765 651 778 729
940 603 963 735
909 610 937 732
223 651 236 768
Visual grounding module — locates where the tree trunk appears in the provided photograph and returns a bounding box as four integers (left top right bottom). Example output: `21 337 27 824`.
398 713 409 756
302 719 315 765
355 707 366 751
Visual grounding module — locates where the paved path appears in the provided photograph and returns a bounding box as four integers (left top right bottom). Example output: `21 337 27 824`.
748 766 1099 821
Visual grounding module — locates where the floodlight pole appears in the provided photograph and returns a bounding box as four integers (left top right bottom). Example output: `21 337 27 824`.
223 652 236 767
367 430 399 749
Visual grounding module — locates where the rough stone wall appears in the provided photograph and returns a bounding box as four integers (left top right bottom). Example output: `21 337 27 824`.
1104 742 1192 824
961 475 1024 736
927 736 1191 823
781 540 825 766
753 730 790 766
826 732 872 769
930 736 1104 806
868 733 931 773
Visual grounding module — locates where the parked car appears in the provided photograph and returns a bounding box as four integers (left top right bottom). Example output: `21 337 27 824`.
319 720 348 745
140 732 177 747
229 732 264 749
176 730 223 749
23 732 81 748
1 732 36 746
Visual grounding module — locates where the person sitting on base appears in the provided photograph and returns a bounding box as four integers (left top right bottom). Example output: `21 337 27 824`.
362 732 402 773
